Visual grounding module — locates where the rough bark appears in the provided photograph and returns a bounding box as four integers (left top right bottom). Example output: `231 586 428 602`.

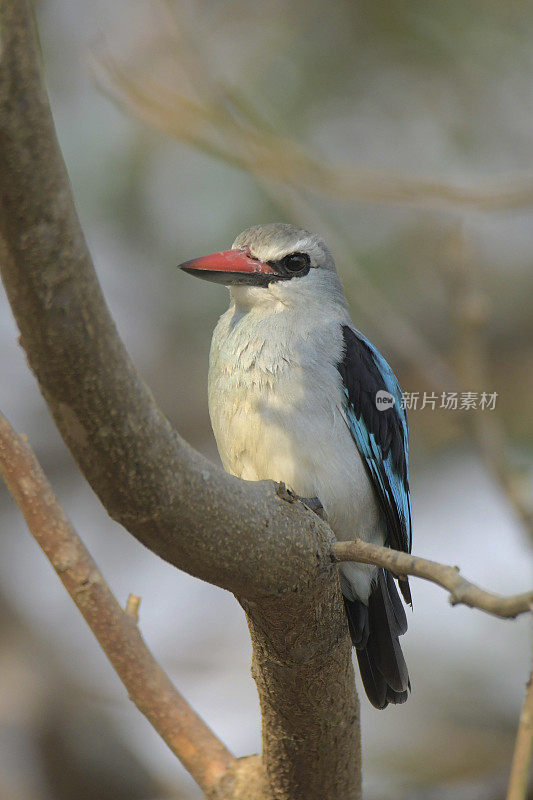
242 592 360 799
0 2 361 798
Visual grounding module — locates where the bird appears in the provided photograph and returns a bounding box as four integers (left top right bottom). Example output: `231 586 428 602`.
179 223 412 709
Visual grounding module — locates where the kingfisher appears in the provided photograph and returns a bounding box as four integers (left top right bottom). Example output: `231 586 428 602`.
179 223 412 708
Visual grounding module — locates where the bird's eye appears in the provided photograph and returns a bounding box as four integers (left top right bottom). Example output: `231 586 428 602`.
279 252 311 275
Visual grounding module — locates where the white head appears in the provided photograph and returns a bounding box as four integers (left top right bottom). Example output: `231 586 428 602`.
180 223 347 312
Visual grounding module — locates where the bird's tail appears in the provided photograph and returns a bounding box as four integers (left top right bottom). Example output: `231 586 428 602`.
344 569 410 709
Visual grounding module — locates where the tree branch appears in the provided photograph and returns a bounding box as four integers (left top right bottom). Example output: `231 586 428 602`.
332 540 533 619
506 671 533 800
0 4 361 798
0 411 238 798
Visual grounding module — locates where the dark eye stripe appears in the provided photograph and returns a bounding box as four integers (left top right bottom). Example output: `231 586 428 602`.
268 251 311 278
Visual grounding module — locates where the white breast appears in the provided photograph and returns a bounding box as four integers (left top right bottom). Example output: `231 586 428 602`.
208 300 384 602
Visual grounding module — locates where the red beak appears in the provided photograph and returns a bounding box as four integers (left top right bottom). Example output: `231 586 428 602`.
178 249 279 286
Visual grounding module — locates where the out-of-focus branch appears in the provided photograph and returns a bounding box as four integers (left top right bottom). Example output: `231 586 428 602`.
445 226 533 542
94 51 533 213
332 540 533 619
473 414 533 539
506 671 533 800
0 411 240 798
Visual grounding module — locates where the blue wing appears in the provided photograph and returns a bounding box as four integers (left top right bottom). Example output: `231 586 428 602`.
337 326 412 601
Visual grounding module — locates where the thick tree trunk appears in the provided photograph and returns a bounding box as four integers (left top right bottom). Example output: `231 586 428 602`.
243 590 361 799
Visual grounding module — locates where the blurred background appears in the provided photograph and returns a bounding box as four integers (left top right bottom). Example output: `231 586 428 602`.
1 0 532 797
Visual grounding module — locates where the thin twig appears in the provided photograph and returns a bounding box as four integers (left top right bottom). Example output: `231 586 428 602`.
0 411 235 796
331 540 533 619
506 671 533 800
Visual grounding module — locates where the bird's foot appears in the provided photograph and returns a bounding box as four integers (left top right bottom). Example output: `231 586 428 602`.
276 483 326 520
